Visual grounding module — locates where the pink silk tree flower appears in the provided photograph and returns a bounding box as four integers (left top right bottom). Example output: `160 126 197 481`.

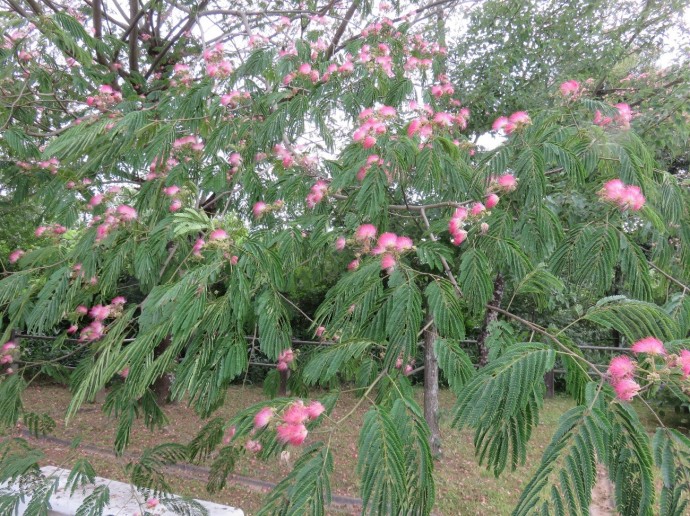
162 185 180 196
253 201 268 218
276 423 308 446
8 249 24 263
497 174 517 191
306 401 325 420
470 202 486 216
607 355 636 380
631 336 666 356
355 224 377 241
116 205 137 221
282 401 309 425
613 378 641 401
679 349 690 377
381 253 396 270
209 229 228 241
377 232 398 250
395 236 414 252
254 407 274 429
485 194 500 209
559 80 580 96
335 237 347 251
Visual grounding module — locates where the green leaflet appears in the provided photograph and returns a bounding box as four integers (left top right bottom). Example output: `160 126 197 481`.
584 296 679 342
452 344 555 476
513 401 610 515
258 442 334 516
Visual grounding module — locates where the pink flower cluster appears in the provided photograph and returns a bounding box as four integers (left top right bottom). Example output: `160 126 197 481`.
172 135 204 152
203 43 233 78
404 34 447 72
86 85 122 111
559 80 580 97
220 90 251 108
251 399 325 449
407 101 470 141
276 348 294 371
358 43 394 77
448 201 492 246
348 225 414 271
147 156 179 180
599 179 645 211
357 154 388 181
361 18 396 38
353 106 396 149
430 77 454 98
91 205 138 242
1 341 18 374
607 337 690 402
283 62 320 85
321 57 354 81
163 185 182 212
492 111 531 135
86 186 121 210
8 249 24 264
492 174 518 192
306 180 328 209
252 199 283 219
395 355 415 375
17 157 59 175
74 297 126 342
594 103 632 129
34 224 67 238
170 63 192 87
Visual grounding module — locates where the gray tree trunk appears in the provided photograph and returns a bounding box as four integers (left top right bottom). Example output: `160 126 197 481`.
423 315 441 457
477 274 505 366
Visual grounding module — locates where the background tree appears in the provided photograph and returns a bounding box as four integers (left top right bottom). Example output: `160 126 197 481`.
1 1 690 515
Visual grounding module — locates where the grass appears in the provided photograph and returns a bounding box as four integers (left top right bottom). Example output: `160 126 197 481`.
10 383 680 515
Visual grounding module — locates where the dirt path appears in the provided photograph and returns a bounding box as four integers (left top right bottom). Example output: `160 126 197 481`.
590 464 616 516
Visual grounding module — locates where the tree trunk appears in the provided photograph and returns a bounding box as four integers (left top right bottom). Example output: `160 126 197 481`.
423 315 442 457
477 274 505 366
279 367 289 396
152 335 173 404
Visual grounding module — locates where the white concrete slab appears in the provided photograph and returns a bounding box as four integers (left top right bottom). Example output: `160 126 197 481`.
5 466 243 515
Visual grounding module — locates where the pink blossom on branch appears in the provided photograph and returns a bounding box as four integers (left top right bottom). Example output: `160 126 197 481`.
679 350 690 377
485 194 500 209
306 401 325 419
607 355 636 381
276 423 308 446
209 229 228 241
355 224 377 241
254 407 274 429
8 249 24 263
631 336 666 356
559 80 580 97
116 205 137 221
613 378 641 401
253 201 268 218
496 174 517 191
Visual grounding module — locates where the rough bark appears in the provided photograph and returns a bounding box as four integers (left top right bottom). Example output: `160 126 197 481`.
477 274 505 366
151 335 173 404
423 315 441 457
